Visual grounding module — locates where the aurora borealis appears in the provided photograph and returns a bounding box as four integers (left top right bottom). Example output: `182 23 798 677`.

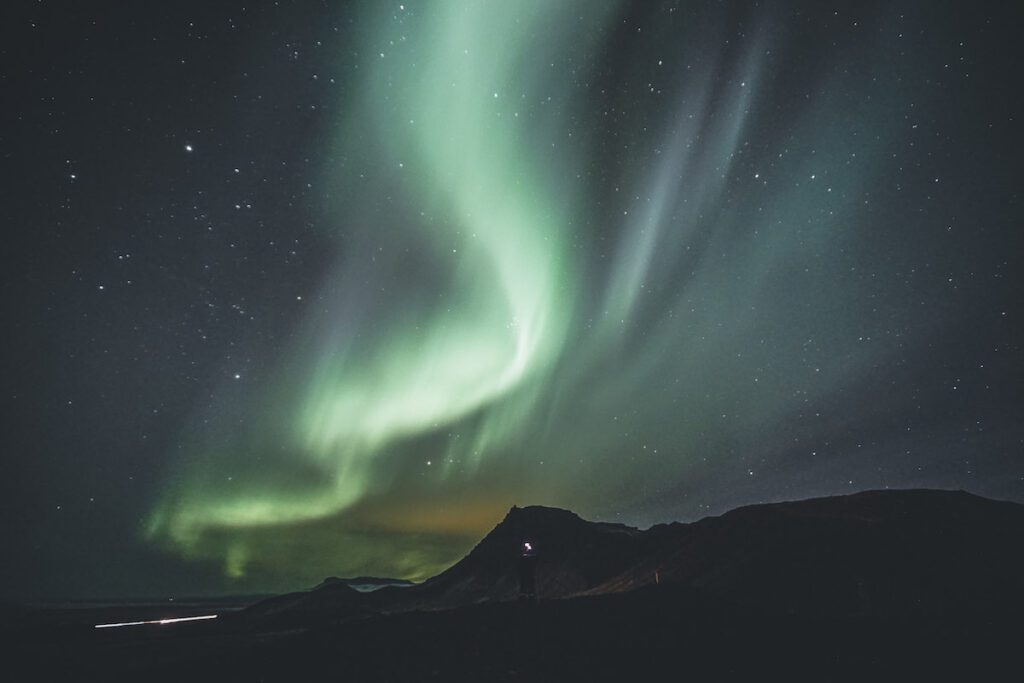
5 0 1023 599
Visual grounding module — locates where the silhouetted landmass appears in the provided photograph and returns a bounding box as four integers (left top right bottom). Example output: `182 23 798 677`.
241 488 1024 624
312 576 415 591
10 489 1024 680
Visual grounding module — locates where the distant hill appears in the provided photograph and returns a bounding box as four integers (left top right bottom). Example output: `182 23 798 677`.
312 576 415 592
241 489 1024 627
18 489 1024 680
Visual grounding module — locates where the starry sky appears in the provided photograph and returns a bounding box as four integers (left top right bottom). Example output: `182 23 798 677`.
3 0 1022 600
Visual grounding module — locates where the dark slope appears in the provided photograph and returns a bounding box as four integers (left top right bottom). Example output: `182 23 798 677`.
240 488 1024 627
238 505 645 626
312 576 414 591
630 488 1024 615
411 505 643 605
423 489 1024 615
146 586 1020 683
242 581 375 624
37 583 1020 681
17 489 1024 680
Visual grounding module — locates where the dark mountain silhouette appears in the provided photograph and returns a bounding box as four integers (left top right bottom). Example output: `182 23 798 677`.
312 576 414 591
240 488 1024 627
409 504 644 606
15 489 1024 681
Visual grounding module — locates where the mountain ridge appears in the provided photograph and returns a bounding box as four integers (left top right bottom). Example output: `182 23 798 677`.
240 488 1024 626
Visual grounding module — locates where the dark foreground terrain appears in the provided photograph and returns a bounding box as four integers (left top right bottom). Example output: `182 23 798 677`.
12 586 1021 681
8 489 1024 681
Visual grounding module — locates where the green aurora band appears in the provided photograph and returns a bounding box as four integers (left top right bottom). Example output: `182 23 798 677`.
147 1 934 588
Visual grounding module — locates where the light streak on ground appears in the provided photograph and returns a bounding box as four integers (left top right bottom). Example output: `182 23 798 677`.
94 614 218 629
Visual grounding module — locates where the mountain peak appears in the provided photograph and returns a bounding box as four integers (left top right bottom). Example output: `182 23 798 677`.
502 504 581 523
246 488 1024 625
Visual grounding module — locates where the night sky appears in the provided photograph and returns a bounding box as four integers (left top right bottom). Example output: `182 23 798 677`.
4 0 1022 601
